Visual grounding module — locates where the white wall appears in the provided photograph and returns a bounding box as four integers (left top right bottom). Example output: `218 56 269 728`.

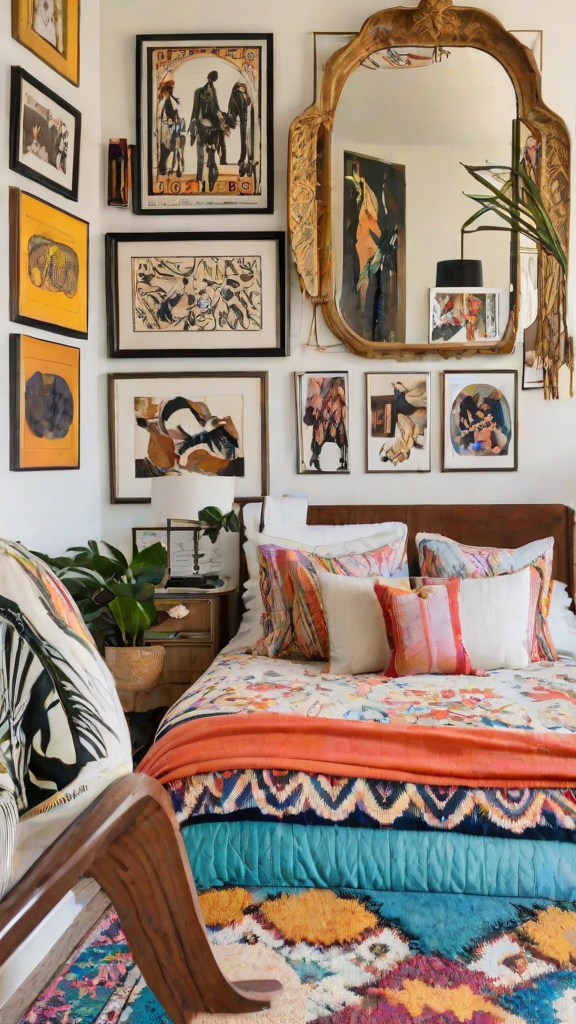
0 2 102 554
98 0 576 556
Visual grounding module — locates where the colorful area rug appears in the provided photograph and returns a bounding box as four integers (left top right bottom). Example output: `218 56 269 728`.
19 887 576 1023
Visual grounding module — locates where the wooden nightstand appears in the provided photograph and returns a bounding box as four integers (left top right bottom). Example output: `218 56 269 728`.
142 586 238 711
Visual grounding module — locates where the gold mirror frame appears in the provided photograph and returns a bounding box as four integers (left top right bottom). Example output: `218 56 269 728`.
288 0 571 368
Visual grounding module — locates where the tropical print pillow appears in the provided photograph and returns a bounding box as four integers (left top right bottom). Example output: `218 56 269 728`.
415 532 556 661
254 543 404 660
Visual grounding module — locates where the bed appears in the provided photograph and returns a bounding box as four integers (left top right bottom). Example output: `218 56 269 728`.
140 503 576 902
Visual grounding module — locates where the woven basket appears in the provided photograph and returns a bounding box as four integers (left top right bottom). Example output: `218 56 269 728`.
105 645 166 713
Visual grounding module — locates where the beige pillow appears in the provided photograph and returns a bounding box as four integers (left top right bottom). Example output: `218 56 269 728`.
318 574 410 675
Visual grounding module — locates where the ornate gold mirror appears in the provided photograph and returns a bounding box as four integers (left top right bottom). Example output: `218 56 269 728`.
288 0 571 392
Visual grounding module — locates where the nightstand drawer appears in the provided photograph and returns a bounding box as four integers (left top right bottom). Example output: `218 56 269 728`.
146 640 214 687
147 599 213 639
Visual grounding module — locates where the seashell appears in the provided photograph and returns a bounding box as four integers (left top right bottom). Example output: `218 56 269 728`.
167 604 188 619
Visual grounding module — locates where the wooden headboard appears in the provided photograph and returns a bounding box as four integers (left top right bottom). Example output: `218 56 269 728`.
306 504 575 591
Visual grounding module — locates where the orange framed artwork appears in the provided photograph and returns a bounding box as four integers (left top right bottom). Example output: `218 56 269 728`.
9 188 89 339
10 335 80 471
11 0 80 86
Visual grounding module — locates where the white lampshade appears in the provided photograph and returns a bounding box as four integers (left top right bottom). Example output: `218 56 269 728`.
150 474 234 524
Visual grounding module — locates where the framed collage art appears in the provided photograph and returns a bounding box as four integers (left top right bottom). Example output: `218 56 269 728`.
442 371 518 472
10 334 80 471
366 373 430 473
295 372 350 474
10 66 81 202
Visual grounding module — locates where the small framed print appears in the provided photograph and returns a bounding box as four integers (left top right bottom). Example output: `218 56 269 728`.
109 371 268 503
11 0 80 87
10 334 80 471
106 231 286 358
135 34 273 215
10 67 81 202
430 288 501 345
442 371 518 472
366 373 430 472
9 188 89 339
295 372 350 474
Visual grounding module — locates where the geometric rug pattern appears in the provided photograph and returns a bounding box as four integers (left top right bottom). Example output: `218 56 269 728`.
18 887 576 1023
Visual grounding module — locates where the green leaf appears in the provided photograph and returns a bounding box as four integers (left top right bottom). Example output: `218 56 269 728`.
204 528 219 545
198 505 224 527
109 597 156 646
102 542 129 570
130 542 167 585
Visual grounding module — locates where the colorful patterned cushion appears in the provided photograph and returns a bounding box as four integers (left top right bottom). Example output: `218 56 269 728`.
254 543 405 660
374 579 474 677
416 532 556 661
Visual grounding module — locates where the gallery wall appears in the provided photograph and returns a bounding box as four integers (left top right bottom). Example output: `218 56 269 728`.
98 0 576 556
0 2 102 553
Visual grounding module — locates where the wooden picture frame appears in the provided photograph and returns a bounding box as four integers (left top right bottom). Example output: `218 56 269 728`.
11 0 80 87
10 66 81 202
295 371 350 474
106 231 287 358
366 372 431 473
441 370 518 472
10 334 80 471
108 371 269 503
9 188 89 339
135 33 274 215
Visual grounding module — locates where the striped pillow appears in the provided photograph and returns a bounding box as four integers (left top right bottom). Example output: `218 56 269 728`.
254 543 404 660
374 579 474 677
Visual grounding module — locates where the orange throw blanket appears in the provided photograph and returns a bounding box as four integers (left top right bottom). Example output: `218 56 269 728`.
139 712 576 789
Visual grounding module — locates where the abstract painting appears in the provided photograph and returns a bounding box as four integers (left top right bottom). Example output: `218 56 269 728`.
9 188 88 338
296 372 349 474
430 288 501 344
341 152 406 344
136 34 273 213
366 373 430 472
109 372 268 502
10 67 81 201
442 371 518 472
106 232 285 357
12 0 79 86
10 334 80 471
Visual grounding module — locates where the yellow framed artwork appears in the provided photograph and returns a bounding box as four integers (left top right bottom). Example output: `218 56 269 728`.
10 334 80 471
9 188 89 339
11 0 80 87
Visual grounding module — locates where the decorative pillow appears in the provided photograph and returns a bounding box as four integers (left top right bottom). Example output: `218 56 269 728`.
420 568 540 671
416 532 556 661
374 579 474 677
317 574 411 675
254 543 407 660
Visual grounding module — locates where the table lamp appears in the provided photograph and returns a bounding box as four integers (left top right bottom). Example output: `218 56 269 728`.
151 473 234 589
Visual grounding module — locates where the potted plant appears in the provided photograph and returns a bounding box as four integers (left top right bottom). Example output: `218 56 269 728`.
35 541 168 711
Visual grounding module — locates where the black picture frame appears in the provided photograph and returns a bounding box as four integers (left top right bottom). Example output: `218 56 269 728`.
135 33 274 215
106 231 287 358
9 66 81 202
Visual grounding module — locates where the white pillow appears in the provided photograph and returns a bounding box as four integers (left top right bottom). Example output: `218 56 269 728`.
318 574 410 675
548 580 576 659
457 570 535 671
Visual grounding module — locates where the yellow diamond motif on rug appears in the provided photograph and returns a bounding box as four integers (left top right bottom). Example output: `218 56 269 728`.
259 889 378 946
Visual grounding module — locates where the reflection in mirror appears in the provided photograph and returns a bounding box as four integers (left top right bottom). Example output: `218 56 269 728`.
332 46 518 346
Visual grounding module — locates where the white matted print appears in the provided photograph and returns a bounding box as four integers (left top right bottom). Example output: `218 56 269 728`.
109 372 268 502
442 371 518 472
296 372 349 474
367 373 430 472
430 288 501 345
10 67 81 201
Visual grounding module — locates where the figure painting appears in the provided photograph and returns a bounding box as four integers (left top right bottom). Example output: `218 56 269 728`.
10 69 81 201
136 35 273 213
341 152 406 344
296 372 349 474
367 373 430 472
10 334 80 471
12 0 79 86
442 371 517 472
430 288 500 344
132 255 262 333
134 395 244 478
32 0 64 53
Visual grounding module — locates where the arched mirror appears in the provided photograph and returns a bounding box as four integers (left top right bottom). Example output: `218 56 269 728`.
289 0 571 391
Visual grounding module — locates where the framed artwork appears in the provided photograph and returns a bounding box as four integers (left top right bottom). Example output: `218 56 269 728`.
366 373 430 473
442 371 518 472
106 231 286 358
430 288 501 345
341 152 406 345
109 372 268 503
9 188 89 339
295 372 349 474
133 526 228 579
135 34 273 215
10 66 81 202
10 334 80 471
11 0 80 86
